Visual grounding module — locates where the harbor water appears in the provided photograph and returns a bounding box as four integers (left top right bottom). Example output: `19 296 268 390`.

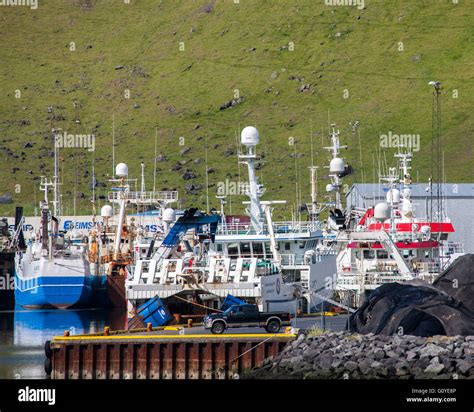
0 307 127 379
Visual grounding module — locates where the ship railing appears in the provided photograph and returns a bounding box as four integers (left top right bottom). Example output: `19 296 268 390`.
216 221 318 236
280 251 333 266
99 252 134 264
52 249 86 259
415 261 441 273
107 190 179 204
336 271 414 288
441 242 464 254
339 262 362 273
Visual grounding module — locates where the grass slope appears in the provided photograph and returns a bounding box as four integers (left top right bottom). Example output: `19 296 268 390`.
0 0 473 218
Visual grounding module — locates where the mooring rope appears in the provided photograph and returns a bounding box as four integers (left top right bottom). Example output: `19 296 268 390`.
172 294 223 312
210 335 275 378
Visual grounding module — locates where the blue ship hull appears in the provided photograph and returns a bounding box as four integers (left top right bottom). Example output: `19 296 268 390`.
15 272 92 309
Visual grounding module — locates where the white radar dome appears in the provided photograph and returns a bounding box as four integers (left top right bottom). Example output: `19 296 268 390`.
374 202 391 221
241 126 259 146
326 184 334 192
386 188 401 205
330 157 345 174
115 163 128 177
401 197 413 218
162 208 176 223
100 205 113 218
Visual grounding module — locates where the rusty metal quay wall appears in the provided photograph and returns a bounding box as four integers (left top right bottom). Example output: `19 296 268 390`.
46 334 294 379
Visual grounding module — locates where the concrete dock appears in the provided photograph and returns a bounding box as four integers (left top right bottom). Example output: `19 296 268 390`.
46 330 295 379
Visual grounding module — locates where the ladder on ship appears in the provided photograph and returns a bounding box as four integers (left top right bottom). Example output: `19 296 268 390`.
336 230 412 277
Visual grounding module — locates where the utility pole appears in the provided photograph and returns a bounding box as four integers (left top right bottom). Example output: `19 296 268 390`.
428 81 442 266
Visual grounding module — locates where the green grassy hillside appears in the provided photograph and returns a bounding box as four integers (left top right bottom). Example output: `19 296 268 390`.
1 0 473 218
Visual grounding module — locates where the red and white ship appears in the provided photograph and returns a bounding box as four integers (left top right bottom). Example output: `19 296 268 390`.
334 149 464 307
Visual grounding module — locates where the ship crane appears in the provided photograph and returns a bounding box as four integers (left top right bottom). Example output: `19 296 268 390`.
130 209 219 285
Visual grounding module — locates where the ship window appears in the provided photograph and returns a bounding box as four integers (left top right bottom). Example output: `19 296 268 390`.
284 242 291 251
363 250 375 259
403 250 414 258
252 242 264 257
216 243 223 253
299 241 306 249
241 243 251 257
228 243 239 257
377 250 388 259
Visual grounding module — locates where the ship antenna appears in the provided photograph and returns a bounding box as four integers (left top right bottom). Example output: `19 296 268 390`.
48 105 60 219
140 162 146 193
205 135 210 212
112 113 115 177
153 126 157 193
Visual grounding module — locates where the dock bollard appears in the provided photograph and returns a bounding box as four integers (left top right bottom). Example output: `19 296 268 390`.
147 322 152 332
64 330 70 337
187 319 193 328
104 326 110 336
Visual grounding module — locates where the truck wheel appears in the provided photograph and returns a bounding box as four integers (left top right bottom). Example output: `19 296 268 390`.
211 321 225 334
266 320 281 333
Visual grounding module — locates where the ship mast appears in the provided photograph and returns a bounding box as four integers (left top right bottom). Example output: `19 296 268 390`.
380 166 399 237
308 166 319 225
140 162 146 194
39 177 53 252
48 106 60 218
239 126 265 234
324 124 347 211
52 128 60 218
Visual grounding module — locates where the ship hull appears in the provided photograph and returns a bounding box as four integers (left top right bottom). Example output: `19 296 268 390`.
15 254 92 309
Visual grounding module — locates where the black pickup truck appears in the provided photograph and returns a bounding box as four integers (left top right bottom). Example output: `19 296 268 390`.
204 304 291 334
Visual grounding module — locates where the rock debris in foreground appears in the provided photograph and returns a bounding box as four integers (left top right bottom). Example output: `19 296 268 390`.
245 332 473 379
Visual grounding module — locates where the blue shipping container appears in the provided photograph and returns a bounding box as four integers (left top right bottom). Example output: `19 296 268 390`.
137 296 172 327
220 294 247 312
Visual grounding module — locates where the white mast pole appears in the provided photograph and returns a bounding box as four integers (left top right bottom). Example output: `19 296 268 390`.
141 162 145 193
112 113 115 177
153 126 157 193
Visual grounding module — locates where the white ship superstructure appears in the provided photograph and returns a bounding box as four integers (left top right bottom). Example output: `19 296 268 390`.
126 126 338 315
334 148 464 307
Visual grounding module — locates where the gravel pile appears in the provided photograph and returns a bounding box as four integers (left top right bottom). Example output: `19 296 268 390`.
246 331 473 379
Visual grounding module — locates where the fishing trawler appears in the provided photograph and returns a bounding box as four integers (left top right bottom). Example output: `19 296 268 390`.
334 148 464 307
14 177 93 309
126 126 338 315
14 134 93 309
88 162 179 307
